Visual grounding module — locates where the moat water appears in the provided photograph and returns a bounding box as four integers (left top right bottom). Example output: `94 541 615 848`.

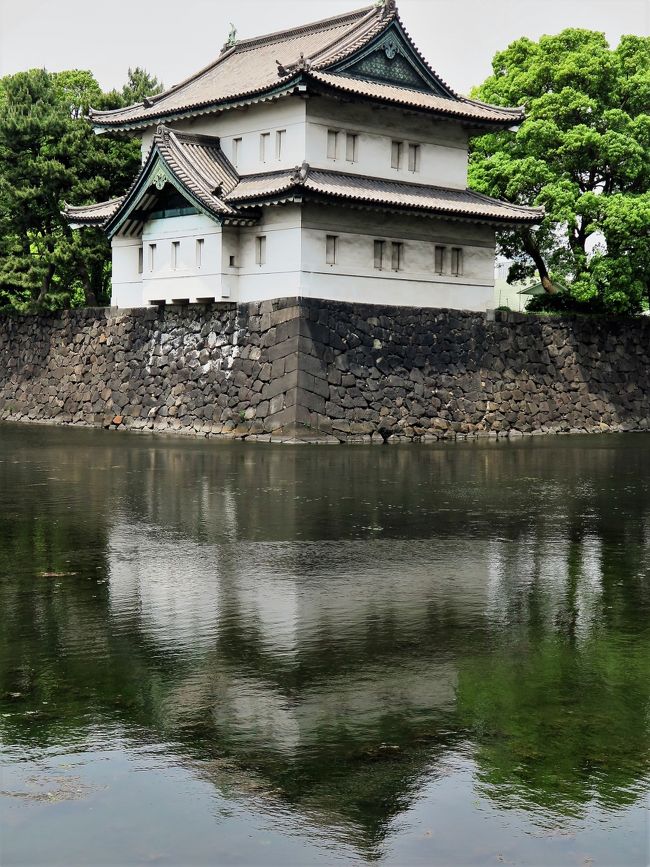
0 424 648 866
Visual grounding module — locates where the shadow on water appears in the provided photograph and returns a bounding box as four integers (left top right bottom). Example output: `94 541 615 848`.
0 423 649 863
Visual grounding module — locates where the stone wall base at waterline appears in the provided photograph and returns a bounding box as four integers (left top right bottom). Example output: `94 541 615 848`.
1 299 649 443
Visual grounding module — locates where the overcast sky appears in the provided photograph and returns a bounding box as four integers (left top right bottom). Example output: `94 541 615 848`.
1 0 648 96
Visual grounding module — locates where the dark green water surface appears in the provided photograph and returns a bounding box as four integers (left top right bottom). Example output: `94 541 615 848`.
0 423 648 866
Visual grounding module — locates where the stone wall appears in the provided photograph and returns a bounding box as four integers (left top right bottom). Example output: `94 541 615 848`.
1 298 649 443
0 300 308 441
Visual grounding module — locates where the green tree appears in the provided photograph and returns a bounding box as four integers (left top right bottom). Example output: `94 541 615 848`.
0 67 161 311
469 30 650 314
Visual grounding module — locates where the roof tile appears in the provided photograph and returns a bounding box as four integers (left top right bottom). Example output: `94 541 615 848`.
63 197 124 225
227 167 543 223
308 72 523 123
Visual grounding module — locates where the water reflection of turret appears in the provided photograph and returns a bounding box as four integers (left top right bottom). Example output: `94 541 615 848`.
2 424 650 852
105 522 492 849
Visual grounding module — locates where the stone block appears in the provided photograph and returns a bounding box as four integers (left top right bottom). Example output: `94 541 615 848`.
267 336 300 363
269 394 285 416
264 406 296 432
270 305 301 327
297 370 330 400
298 389 326 415
261 369 298 401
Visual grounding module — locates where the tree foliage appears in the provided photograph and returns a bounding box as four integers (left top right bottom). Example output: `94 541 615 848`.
0 67 162 311
469 30 650 314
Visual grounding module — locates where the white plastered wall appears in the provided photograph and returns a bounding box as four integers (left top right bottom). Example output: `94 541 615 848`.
138 213 225 305
236 205 303 300
113 203 495 311
293 203 494 311
111 236 143 308
305 96 469 189
140 95 307 174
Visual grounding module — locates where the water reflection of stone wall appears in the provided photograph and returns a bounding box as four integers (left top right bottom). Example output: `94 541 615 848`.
1 426 649 854
2 300 650 442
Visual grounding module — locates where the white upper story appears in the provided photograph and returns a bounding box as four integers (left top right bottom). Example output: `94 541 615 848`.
141 94 469 191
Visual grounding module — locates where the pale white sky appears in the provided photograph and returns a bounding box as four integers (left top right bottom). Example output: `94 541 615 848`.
1 0 648 96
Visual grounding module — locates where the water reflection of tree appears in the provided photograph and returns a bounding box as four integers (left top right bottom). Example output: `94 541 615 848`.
1 424 649 856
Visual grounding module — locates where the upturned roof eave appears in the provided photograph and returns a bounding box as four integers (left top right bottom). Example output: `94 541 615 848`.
89 78 305 132
235 192 544 227
90 73 523 134
304 73 524 127
226 170 544 225
62 196 124 228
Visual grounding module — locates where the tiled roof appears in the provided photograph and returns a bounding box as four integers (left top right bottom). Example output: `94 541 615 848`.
64 128 241 232
63 197 123 225
154 128 239 217
227 167 544 224
89 3 522 129
227 172 296 202
89 5 381 129
307 72 523 124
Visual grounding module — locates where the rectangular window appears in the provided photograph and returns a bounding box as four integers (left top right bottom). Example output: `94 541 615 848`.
171 240 180 270
275 129 286 159
345 132 358 163
408 143 421 173
255 235 266 265
391 140 403 169
434 245 445 275
391 241 403 272
232 137 241 166
137 246 143 274
148 243 156 271
374 239 385 271
259 132 270 162
325 234 338 265
229 255 236 267
327 129 339 159
451 247 463 276
196 238 204 268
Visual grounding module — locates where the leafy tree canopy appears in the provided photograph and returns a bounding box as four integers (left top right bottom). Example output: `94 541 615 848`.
0 67 162 312
469 30 650 314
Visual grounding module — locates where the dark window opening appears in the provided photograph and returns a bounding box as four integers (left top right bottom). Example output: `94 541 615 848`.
148 184 198 220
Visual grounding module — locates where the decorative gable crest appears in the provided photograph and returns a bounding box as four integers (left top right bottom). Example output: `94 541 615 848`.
150 163 171 191
327 21 453 96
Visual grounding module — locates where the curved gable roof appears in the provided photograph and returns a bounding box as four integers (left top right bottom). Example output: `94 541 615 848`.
64 127 244 236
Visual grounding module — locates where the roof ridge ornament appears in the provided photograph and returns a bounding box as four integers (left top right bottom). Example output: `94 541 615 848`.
156 124 170 143
374 0 397 18
290 161 310 185
276 52 311 78
222 22 238 53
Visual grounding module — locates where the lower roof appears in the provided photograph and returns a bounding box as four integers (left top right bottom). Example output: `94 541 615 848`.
64 197 123 226
227 167 544 225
